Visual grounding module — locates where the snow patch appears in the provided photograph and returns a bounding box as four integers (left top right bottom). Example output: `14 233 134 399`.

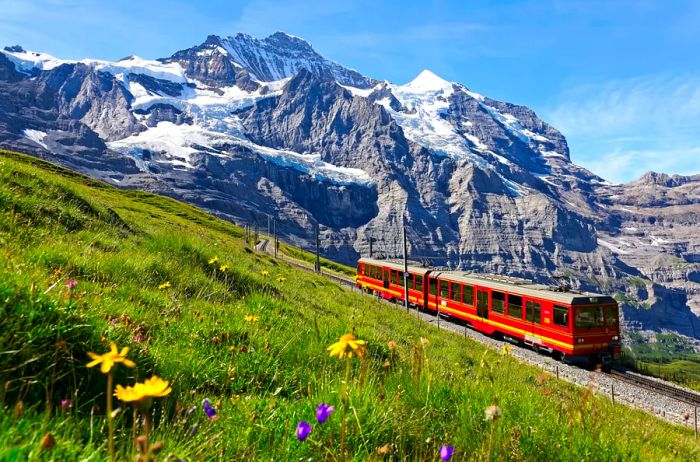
338 83 376 98
1 49 69 72
23 129 48 149
597 239 629 255
108 122 373 186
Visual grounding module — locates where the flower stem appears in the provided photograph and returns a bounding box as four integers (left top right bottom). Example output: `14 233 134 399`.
487 421 495 462
107 371 114 462
340 355 351 460
143 409 151 450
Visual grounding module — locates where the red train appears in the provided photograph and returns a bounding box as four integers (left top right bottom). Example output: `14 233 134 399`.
356 258 621 363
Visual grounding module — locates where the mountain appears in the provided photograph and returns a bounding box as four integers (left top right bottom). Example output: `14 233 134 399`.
0 33 698 348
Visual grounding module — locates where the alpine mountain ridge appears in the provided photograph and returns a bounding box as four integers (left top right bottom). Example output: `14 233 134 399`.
0 32 698 345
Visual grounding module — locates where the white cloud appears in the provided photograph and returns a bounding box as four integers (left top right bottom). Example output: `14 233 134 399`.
544 73 700 183
582 146 700 184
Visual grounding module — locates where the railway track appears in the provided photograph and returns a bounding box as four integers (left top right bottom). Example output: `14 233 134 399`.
255 237 700 424
609 367 700 407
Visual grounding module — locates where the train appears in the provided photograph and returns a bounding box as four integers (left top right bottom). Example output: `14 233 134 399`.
355 257 621 364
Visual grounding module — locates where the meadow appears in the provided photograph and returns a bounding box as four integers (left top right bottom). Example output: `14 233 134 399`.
0 150 698 461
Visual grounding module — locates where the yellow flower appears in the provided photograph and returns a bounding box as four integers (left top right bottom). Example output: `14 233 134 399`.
244 315 259 323
327 333 367 359
220 265 230 273
501 344 513 356
420 337 429 347
114 376 172 403
87 342 136 374
208 256 219 265
260 270 270 277
158 281 171 290
276 276 286 283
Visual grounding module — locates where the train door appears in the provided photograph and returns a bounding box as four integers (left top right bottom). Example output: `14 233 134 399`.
525 299 542 346
476 289 489 319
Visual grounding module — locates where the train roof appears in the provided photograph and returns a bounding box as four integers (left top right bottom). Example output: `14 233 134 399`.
358 257 431 276
433 271 616 305
358 258 615 305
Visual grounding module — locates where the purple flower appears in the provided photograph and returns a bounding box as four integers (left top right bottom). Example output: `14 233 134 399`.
296 421 312 441
202 399 217 420
65 280 78 289
439 445 454 461
189 422 200 437
315 403 334 424
60 399 73 410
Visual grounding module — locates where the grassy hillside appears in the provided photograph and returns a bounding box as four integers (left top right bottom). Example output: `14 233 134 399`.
0 149 698 461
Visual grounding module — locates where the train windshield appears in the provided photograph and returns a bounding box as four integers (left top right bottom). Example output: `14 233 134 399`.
574 306 604 328
604 305 619 327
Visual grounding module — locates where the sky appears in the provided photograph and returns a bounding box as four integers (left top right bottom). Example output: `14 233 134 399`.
1 0 698 183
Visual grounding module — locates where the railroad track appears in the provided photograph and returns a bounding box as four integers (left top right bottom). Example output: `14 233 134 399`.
608 367 700 407
255 237 700 419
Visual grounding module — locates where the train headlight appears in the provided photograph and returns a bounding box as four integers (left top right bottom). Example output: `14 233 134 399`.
576 337 585 344
611 335 619 341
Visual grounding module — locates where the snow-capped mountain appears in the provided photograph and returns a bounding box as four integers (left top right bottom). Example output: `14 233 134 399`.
0 33 698 342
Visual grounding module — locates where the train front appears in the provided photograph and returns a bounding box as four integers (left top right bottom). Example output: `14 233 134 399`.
571 297 621 363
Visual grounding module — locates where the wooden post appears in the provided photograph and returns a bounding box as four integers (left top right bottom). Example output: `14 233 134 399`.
402 226 409 313
556 365 559 380
611 383 615 405
273 220 278 258
314 223 321 273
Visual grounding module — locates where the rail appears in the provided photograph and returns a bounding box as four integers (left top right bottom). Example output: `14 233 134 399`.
608 367 700 407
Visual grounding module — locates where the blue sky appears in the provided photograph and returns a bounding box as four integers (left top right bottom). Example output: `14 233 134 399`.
2 0 699 183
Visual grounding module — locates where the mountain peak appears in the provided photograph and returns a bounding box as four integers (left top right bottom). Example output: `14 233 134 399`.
404 69 452 93
266 31 311 47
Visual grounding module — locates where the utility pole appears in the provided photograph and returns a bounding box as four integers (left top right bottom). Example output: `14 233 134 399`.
369 236 373 258
273 220 278 258
314 223 321 273
403 225 409 313
245 224 250 248
254 223 259 248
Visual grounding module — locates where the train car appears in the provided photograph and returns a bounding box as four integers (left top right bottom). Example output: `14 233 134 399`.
355 259 621 364
356 257 430 307
426 271 621 362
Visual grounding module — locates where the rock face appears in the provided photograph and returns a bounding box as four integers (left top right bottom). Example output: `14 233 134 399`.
0 32 698 344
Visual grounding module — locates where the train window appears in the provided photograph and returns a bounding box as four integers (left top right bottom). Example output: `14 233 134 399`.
391 270 398 285
416 275 423 292
605 305 619 327
492 291 505 313
429 278 437 296
526 301 541 324
507 294 523 319
575 306 604 328
440 280 449 299
553 305 569 328
398 271 405 287
462 285 474 306
449 282 461 301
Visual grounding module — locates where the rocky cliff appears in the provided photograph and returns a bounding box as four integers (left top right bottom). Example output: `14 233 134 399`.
0 34 698 344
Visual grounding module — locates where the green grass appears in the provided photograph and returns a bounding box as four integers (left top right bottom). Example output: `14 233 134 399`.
622 333 700 391
0 149 698 461
278 241 356 277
